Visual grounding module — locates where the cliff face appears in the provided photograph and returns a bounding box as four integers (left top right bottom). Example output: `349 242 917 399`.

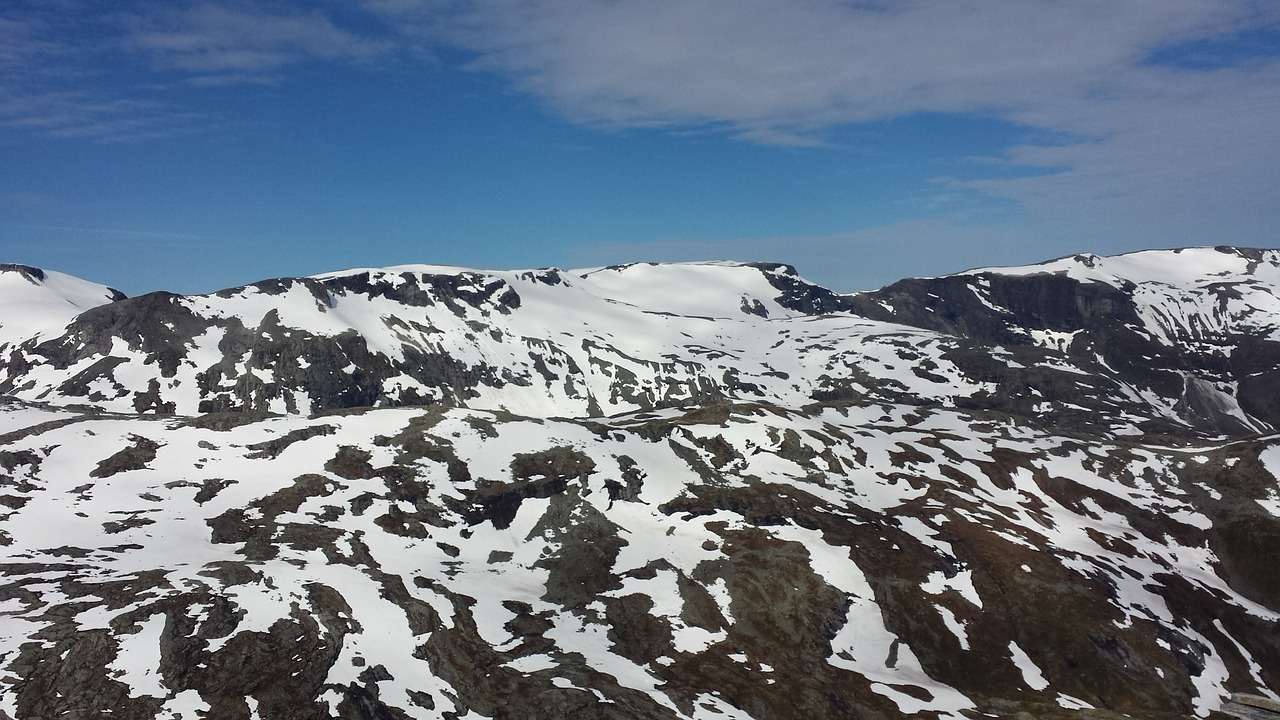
850 248 1280 436
0 248 1278 720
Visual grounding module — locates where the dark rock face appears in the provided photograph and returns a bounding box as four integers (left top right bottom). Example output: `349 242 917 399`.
0 249 1279 719
1 271 523 415
850 271 1134 346
0 264 48 283
749 261 859 316
848 247 1280 435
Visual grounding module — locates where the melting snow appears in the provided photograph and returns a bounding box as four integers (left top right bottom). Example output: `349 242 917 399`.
1008 642 1049 691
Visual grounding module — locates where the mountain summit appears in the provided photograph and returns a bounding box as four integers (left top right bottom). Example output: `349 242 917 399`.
0 247 1277 719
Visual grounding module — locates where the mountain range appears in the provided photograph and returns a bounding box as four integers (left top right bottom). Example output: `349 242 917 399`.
0 246 1277 719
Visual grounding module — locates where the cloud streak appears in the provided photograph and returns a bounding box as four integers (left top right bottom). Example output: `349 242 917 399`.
0 1 395 141
123 3 394 82
0 2 209 141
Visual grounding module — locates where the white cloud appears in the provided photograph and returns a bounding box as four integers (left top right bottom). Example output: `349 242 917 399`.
959 61 1280 246
444 0 1280 246
447 0 1271 134
0 82 209 144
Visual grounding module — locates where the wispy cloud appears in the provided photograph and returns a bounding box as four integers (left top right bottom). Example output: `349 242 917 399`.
0 2 212 141
0 87 209 142
123 3 394 81
0 1 396 141
952 59 1280 245
11 223 211 242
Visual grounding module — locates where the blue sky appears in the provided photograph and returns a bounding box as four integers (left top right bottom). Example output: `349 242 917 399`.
2 1 1278 295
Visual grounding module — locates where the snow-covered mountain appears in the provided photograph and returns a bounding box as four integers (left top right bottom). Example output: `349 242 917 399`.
4 260 980 420
6 249 1280 437
0 247 1278 719
0 263 125 348
849 247 1280 436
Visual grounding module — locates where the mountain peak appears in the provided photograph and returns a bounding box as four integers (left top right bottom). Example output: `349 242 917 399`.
0 263 126 348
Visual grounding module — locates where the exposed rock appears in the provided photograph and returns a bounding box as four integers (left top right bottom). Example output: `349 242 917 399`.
90 434 161 478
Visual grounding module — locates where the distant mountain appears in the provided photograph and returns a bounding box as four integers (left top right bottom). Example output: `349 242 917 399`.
6 249 1280 437
0 263 125 348
0 247 1277 719
849 247 1280 436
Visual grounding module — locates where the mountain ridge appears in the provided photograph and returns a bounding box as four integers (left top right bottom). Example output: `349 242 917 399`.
5 247 1280 438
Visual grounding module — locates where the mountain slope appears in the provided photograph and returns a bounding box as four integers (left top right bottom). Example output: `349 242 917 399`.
0 247 1278 720
850 247 1280 436
0 264 125 349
